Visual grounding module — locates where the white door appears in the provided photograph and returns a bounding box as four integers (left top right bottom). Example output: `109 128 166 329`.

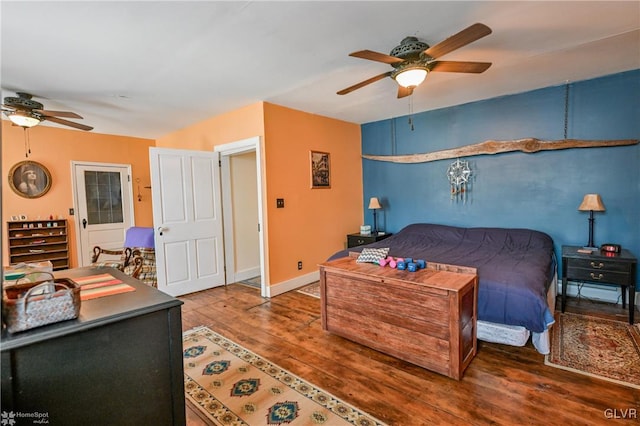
150 147 225 296
72 162 134 266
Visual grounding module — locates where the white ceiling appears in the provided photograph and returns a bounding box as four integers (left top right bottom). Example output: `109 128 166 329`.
1 1 639 140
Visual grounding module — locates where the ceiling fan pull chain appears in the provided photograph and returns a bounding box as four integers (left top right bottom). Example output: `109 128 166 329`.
408 95 415 131
564 81 570 139
390 118 397 155
23 128 31 158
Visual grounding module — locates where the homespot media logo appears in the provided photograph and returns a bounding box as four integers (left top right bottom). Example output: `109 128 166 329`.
1 411 49 425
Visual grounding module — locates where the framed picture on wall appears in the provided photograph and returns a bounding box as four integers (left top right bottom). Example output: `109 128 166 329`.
310 151 331 189
8 161 52 199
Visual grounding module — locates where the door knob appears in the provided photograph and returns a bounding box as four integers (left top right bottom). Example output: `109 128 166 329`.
157 226 167 236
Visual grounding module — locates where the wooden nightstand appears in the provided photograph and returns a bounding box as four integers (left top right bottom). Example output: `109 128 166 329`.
561 245 637 324
346 232 392 248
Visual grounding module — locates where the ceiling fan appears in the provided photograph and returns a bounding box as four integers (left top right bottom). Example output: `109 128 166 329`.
2 92 93 131
337 23 492 99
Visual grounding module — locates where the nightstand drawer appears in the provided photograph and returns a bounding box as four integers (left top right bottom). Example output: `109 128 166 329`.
347 235 376 247
346 233 392 248
566 267 631 285
568 258 631 273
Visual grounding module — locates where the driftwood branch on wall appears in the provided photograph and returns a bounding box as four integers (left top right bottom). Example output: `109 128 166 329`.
362 138 639 164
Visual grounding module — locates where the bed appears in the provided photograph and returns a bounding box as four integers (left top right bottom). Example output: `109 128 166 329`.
329 223 557 354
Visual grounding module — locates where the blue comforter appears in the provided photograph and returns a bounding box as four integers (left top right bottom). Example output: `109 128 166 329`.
330 223 556 333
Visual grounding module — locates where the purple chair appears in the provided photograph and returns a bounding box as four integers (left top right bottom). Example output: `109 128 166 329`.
91 227 155 286
124 227 156 287
123 227 155 249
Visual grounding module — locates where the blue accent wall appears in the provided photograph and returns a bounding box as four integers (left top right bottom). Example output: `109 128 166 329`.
361 70 639 286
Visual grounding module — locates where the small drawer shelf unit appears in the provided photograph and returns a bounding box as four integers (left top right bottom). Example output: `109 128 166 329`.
7 219 69 270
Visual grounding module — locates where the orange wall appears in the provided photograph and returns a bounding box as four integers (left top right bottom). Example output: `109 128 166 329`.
155 101 270 281
156 101 363 287
263 103 362 284
2 121 155 267
155 102 264 149
2 101 362 289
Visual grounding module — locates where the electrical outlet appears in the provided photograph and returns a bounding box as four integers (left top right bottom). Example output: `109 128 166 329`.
276 198 285 208
297 261 303 270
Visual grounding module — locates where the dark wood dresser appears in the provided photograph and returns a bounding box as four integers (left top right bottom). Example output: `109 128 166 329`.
1 267 185 425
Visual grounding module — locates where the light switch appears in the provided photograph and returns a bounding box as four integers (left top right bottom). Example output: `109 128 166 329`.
276 198 285 208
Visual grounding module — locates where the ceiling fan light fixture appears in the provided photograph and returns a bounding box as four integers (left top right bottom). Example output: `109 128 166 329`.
8 111 40 128
394 67 428 88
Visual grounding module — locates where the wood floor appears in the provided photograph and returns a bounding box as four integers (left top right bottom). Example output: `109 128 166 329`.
179 284 638 425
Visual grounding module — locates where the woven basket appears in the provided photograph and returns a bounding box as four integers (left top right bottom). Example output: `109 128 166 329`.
3 273 81 333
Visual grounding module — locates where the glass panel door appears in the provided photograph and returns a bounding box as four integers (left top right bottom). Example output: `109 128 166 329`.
84 170 124 224
73 163 134 266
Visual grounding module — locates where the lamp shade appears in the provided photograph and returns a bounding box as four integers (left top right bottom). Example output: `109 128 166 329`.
578 194 606 212
9 111 40 128
368 197 382 210
394 67 428 88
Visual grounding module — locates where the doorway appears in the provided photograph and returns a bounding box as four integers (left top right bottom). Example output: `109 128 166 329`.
216 136 268 297
72 162 134 266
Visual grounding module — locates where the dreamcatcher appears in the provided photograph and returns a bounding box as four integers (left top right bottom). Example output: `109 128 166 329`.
447 158 471 202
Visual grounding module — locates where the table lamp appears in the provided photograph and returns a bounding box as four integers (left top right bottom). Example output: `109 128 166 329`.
578 194 605 249
368 197 382 234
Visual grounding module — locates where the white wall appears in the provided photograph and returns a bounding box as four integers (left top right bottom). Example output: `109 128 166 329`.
230 151 260 278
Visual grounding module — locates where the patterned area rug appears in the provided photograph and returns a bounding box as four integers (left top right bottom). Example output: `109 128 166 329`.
183 326 387 425
296 281 320 299
545 312 640 389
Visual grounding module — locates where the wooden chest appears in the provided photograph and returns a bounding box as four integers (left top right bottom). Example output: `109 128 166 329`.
319 256 478 380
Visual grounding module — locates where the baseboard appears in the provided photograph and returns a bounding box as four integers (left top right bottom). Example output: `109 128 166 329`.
559 280 638 307
234 267 261 283
266 270 320 298
267 275 637 305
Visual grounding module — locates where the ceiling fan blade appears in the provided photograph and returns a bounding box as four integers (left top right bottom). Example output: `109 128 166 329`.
337 71 392 95
349 50 404 64
44 116 93 131
424 23 492 59
397 86 414 99
37 109 84 119
429 61 492 73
